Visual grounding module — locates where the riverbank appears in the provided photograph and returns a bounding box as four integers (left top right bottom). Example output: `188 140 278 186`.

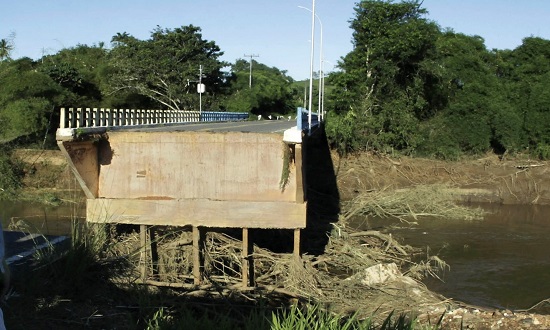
7 148 550 329
334 151 550 205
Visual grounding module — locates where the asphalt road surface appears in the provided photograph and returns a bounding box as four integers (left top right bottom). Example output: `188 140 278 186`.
125 119 297 134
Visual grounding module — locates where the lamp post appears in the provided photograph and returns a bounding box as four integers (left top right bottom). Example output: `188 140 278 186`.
299 2 322 125
304 0 316 131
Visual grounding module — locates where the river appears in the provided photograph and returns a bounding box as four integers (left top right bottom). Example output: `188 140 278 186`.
2 200 549 310
361 203 550 310
0 200 85 236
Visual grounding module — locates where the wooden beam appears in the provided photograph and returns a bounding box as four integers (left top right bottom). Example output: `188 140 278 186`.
192 226 202 285
242 228 249 287
149 227 158 277
87 199 307 229
140 225 147 281
294 228 301 260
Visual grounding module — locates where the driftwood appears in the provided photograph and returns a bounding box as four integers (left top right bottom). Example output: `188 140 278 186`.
139 279 306 300
515 164 545 169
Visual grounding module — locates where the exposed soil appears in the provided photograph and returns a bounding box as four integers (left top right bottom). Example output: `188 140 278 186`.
9 148 550 329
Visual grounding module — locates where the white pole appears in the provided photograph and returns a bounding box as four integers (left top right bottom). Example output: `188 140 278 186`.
199 65 203 115
307 0 316 131
317 15 323 122
321 62 325 120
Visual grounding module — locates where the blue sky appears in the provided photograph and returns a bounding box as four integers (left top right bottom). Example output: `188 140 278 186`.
2 1 550 80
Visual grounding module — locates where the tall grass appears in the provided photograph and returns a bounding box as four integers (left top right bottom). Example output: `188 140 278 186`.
143 303 443 330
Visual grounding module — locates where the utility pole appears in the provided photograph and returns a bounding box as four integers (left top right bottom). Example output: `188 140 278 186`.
197 65 206 116
244 54 259 88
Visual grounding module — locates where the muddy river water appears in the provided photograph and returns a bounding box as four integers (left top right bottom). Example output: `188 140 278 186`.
1 200 549 310
363 203 550 310
0 200 85 236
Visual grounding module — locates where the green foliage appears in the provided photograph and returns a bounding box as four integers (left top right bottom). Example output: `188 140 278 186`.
0 149 24 197
325 110 365 155
329 0 441 154
415 116 461 160
0 98 52 140
534 144 550 160
0 33 15 60
326 0 550 158
224 59 295 115
0 60 63 142
270 304 368 330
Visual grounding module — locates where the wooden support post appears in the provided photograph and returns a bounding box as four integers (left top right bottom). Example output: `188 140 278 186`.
149 227 159 277
192 226 202 285
293 228 301 260
242 228 249 287
242 228 254 287
140 225 148 281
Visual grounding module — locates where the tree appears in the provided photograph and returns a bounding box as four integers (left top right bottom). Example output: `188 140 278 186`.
223 59 295 115
506 37 550 156
0 58 64 143
0 33 15 61
327 0 441 153
38 44 108 106
107 25 227 111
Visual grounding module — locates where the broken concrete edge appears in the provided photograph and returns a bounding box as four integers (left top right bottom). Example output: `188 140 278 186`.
283 126 303 144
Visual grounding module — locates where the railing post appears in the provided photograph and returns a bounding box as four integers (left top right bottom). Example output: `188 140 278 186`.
130 109 136 126
86 108 93 127
60 108 66 129
76 108 84 128
92 108 99 127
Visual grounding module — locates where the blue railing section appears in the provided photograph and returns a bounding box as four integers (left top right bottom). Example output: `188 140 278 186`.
296 107 320 132
199 111 248 122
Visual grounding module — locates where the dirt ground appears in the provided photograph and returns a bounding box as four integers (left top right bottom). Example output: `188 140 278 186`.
12 148 550 329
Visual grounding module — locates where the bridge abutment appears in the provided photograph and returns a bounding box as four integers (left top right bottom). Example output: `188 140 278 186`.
57 127 309 285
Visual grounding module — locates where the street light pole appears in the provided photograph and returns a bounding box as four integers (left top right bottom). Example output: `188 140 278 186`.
307 0 316 131
299 4 323 123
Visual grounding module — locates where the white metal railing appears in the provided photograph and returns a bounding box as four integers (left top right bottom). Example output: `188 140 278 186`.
59 108 249 129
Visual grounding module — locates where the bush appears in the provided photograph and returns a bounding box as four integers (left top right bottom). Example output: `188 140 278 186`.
534 144 550 160
0 149 24 198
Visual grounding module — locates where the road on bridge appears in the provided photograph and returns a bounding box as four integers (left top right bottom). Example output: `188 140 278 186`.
124 119 297 134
